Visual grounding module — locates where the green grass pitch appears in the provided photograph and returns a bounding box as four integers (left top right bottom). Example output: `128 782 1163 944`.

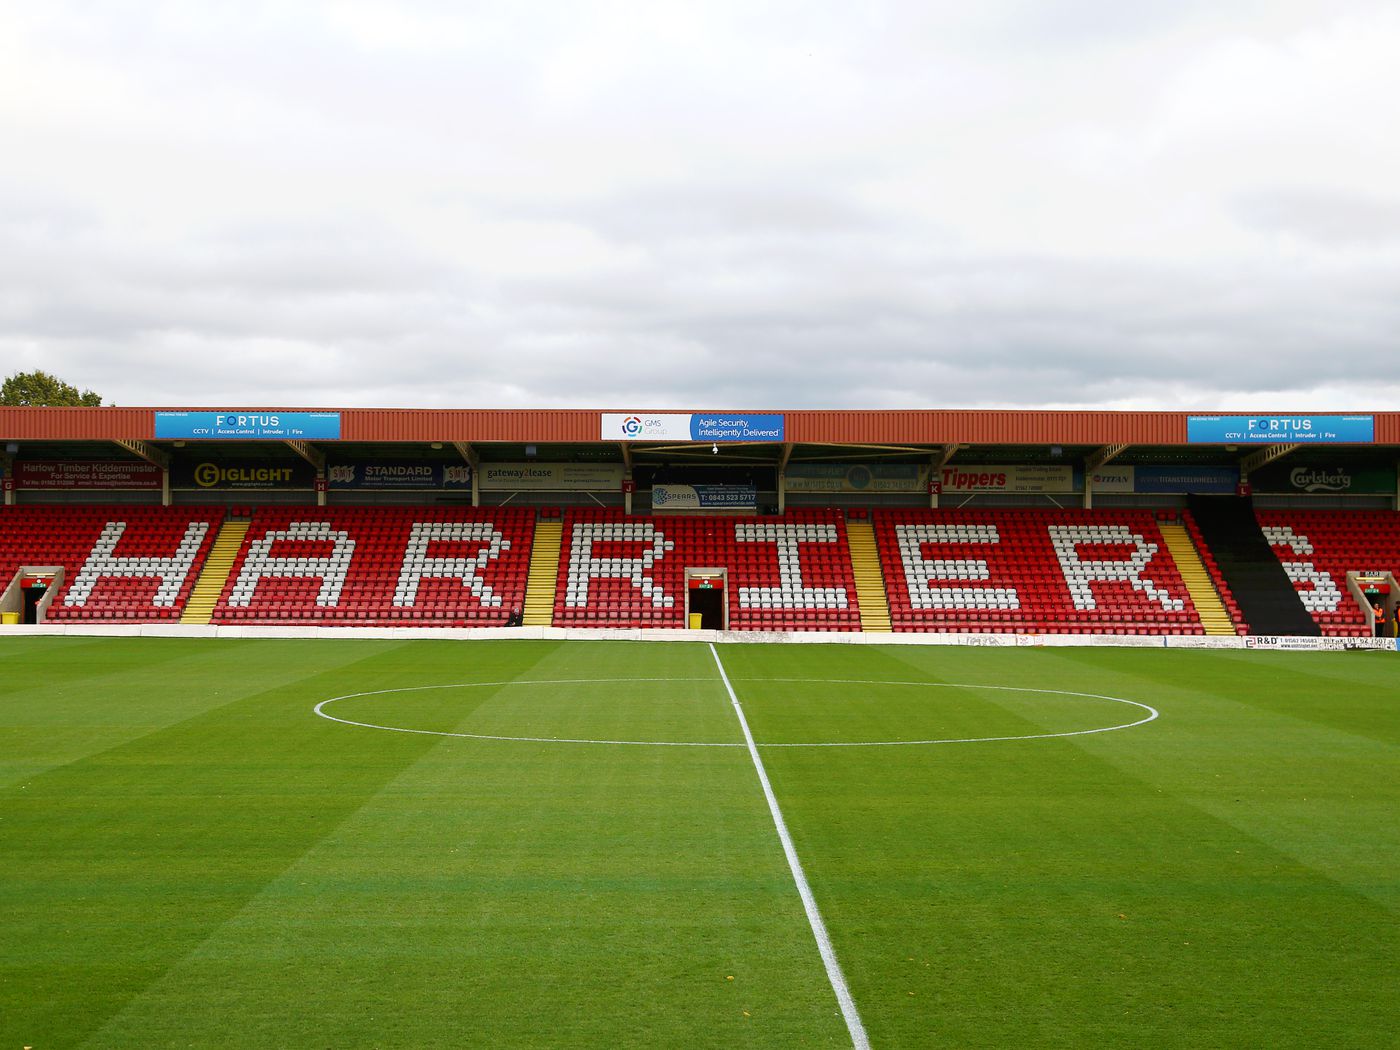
2 637 1397 1048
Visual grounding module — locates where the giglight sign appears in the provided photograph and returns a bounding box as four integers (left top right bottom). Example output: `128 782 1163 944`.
1187 415 1374 443
155 411 342 440
602 413 784 442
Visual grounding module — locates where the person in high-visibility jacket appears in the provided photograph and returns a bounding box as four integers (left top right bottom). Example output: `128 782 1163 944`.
1373 603 1389 638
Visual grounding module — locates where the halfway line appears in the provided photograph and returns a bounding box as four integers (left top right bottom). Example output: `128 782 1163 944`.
708 643 870 1050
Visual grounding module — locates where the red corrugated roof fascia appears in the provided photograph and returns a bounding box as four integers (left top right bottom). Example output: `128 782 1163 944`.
784 411 1188 445
2 407 1398 446
341 409 598 442
0 406 157 441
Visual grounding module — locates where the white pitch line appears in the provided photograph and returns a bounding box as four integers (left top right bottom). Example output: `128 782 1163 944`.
708 643 870 1050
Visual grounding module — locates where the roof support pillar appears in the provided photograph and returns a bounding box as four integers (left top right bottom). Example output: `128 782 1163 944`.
930 444 961 507
1 449 12 505
286 441 326 505
114 439 171 506
1085 444 1128 472
777 443 793 514
1239 443 1300 480
1083 445 1130 509
453 442 480 507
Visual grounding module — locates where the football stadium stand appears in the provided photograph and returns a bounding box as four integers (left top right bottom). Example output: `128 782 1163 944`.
207 506 533 626
0 505 223 622
551 509 861 631
1258 510 1400 636
4 406 1397 639
875 508 1208 635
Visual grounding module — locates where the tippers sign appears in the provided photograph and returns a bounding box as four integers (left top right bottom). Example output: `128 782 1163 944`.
939 465 1079 493
601 413 784 442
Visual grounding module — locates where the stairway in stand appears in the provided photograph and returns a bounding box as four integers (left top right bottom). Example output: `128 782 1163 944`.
846 520 892 632
179 520 250 625
1158 522 1234 635
523 519 562 626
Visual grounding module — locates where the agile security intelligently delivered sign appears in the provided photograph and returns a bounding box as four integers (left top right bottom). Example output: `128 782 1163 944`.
155 411 342 440
1187 415 1374 444
601 413 784 442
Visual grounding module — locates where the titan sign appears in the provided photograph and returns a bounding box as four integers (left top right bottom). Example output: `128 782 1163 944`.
601 413 784 442
155 411 342 440
1089 466 1239 494
1187 415 1374 443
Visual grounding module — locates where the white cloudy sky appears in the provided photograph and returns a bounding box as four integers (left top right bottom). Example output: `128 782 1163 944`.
3 1 1399 410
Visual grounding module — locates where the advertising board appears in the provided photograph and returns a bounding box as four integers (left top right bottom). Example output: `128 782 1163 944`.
171 459 317 489
784 463 930 493
1250 463 1396 494
478 463 625 491
601 413 784 442
327 462 472 490
1187 415 1373 444
1089 466 1240 494
652 484 757 510
155 411 342 440
939 464 1079 493
15 461 163 490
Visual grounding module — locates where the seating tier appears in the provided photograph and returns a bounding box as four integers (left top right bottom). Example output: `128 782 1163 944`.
553 510 860 631
875 508 1205 635
1257 510 1400 636
0 505 224 622
209 507 533 626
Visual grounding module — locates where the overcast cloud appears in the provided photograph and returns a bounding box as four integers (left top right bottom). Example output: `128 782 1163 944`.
3 0 1399 410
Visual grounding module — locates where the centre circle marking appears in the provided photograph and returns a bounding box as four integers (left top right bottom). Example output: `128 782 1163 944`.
313 677 1159 748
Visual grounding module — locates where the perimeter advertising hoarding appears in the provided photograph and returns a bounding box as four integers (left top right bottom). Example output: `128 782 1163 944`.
327 462 472 490
478 463 626 491
652 484 757 510
15 461 163 490
784 463 930 493
601 413 784 442
939 464 1080 493
171 460 317 489
155 411 342 440
1090 466 1240 494
1187 415 1374 443
1250 463 1396 494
